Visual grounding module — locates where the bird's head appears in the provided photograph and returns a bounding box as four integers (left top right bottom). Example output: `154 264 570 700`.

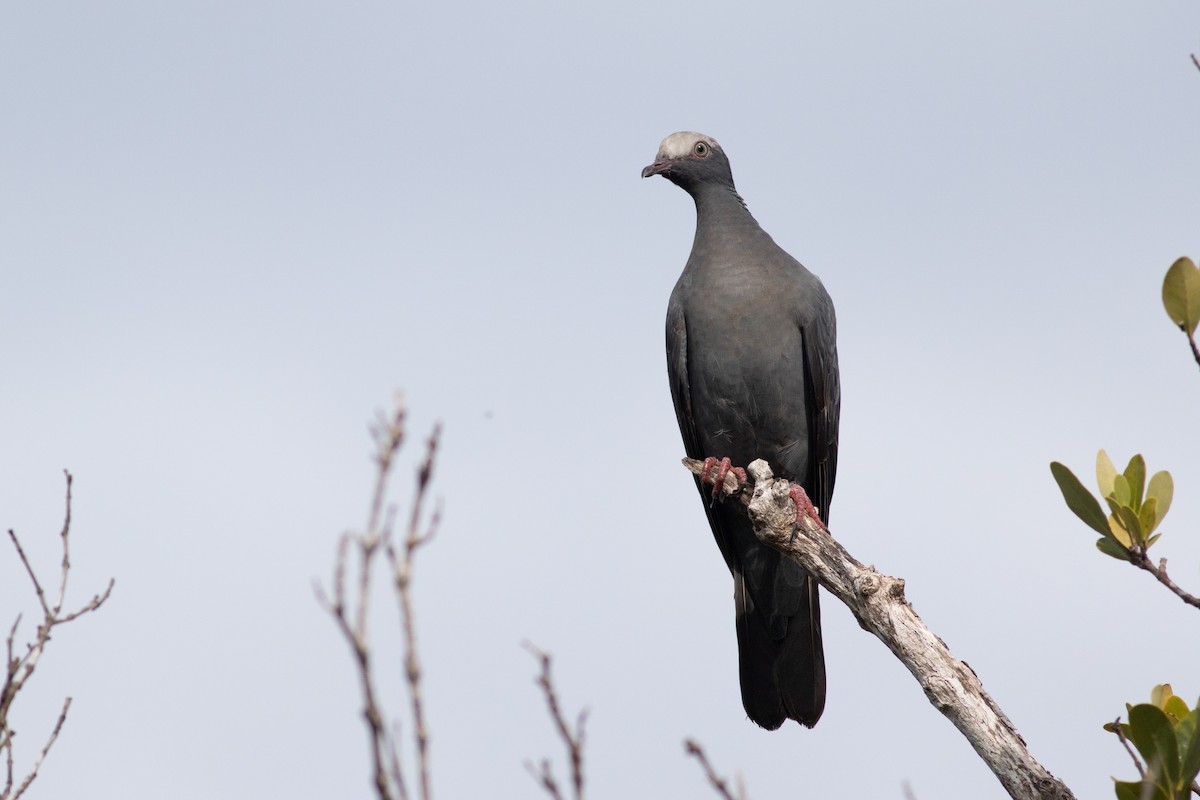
641 131 736 193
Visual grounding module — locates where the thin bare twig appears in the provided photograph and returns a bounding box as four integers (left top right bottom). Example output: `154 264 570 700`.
2 471 114 800
9 699 69 800
1122 550 1200 610
1110 717 1146 780
368 403 406 534
315 530 399 800
524 758 565 800
524 643 587 800
53 474 75 617
7 533 48 619
317 396 441 800
386 424 441 800
3 729 9 800
684 739 748 800
385 720 408 799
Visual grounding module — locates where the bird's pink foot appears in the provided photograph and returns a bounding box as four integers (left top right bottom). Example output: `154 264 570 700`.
699 456 747 502
789 484 827 534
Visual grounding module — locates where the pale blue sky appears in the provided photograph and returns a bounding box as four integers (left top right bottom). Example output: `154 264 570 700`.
2 2 1199 798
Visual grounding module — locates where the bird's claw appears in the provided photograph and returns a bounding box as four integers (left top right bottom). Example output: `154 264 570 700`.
700 457 747 505
788 484 827 541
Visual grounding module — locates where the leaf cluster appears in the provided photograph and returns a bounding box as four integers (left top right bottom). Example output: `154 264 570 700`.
1050 451 1174 560
1106 686 1200 800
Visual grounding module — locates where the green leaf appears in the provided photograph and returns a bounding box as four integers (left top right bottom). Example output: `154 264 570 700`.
1173 706 1196 759
1147 471 1173 522
1113 780 1138 800
1139 497 1159 539
1151 685 1173 709
1098 449 1119 498
1180 706 1200 790
1124 455 1146 510
1097 536 1131 560
1162 256 1200 336
1112 780 1152 800
1051 462 1114 536
1113 474 1133 507
1163 693 1189 721
1146 533 1162 549
1116 505 1145 543
1113 777 1171 800
1109 515 1134 547
1106 495 1125 518
1129 704 1180 788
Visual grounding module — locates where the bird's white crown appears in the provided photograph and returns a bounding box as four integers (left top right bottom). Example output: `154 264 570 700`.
656 131 721 160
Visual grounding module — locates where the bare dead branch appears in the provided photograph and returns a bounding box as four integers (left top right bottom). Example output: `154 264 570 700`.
1192 52 1200 72
385 720 408 800
368 397 407 534
524 643 587 800
385 423 441 800
318 396 440 800
52 473 75 617
682 457 1076 800
3 729 10 800
315 530 400 800
55 581 115 625
7 531 48 619
2 471 113 800
9 699 69 800
524 758 565 800
684 739 748 800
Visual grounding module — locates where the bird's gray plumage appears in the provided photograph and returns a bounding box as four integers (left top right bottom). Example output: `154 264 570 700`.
644 131 840 729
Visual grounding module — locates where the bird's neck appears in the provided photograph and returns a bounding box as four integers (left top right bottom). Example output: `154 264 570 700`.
690 182 762 245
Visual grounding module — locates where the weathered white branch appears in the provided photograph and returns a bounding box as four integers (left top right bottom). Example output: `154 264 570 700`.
684 457 1075 800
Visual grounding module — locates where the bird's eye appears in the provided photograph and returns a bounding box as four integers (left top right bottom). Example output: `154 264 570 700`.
694 142 709 157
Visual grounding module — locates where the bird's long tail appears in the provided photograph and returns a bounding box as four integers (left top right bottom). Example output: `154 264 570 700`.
734 568 826 729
